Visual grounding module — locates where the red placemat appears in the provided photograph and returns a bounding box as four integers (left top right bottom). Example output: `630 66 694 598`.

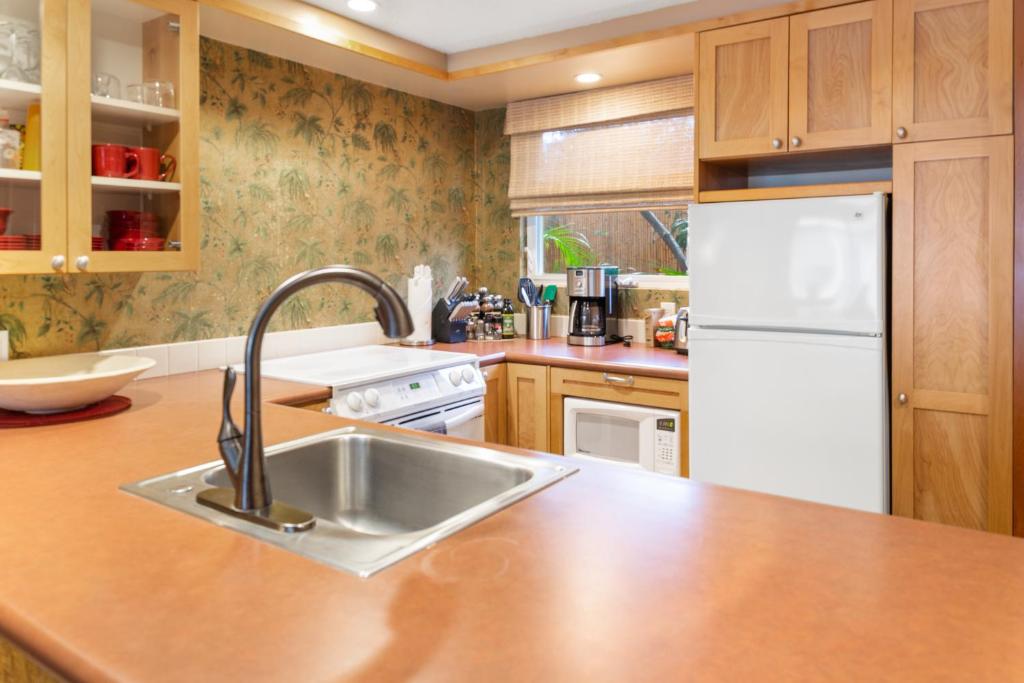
0 396 132 428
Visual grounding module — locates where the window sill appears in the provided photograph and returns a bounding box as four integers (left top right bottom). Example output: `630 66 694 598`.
529 273 690 292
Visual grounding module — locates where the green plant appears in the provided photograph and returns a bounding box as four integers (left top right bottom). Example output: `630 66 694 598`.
543 224 595 271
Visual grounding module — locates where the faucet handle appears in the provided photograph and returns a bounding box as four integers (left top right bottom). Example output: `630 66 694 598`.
217 367 244 484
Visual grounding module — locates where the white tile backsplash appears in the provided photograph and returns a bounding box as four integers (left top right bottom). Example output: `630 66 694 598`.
167 343 199 375
224 336 247 366
196 339 227 371
136 345 169 380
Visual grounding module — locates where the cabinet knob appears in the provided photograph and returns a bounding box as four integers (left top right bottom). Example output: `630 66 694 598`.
790 136 802 147
896 126 907 139
75 255 90 271
771 138 783 149
897 393 908 405
50 254 65 271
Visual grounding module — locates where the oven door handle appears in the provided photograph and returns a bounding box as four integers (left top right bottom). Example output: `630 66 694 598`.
445 402 484 431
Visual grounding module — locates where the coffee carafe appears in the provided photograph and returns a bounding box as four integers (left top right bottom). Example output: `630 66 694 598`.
567 266 617 346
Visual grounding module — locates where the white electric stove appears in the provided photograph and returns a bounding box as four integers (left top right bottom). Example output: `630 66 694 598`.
240 345 485 439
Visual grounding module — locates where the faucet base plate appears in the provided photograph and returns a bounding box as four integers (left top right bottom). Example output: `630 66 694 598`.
196 487 316 533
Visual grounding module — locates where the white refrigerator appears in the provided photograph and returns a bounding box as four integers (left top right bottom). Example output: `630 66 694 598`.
688 193 889 513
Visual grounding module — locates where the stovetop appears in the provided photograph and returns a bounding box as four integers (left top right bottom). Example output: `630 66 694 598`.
238 345 478 389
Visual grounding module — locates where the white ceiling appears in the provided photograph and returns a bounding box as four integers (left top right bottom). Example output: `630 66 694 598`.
303 0 696 53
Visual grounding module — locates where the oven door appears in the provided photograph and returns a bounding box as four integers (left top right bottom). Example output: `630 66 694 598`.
385 398 485 441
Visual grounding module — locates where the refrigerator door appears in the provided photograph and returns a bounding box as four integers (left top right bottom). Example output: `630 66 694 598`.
688 194 886 335
688 327 889 513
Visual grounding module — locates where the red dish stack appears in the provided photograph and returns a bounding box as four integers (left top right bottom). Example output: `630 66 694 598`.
92 236 107 251
0 235 41 251
107 210 165 251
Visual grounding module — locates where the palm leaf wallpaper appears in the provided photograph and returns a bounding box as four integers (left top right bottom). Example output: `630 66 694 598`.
0 38 518 358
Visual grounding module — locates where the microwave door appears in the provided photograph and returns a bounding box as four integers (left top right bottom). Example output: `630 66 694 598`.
564 397 658 471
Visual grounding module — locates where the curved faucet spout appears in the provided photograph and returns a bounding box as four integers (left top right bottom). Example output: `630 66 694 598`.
219 266 413 514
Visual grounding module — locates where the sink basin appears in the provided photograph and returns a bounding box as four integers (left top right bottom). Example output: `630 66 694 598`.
122 426 576 577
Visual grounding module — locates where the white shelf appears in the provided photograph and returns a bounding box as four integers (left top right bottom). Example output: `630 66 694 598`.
91 96 180 126
0 79 41 111
92 176 181 194
0 168 42 186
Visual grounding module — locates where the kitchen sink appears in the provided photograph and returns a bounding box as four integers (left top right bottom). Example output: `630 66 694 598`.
122 426 576 577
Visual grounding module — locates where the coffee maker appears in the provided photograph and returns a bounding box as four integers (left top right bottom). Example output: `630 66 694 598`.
567 266 617 346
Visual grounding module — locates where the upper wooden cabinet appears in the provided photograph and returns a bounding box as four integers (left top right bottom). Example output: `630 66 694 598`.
698 18 789 159
0 0 198 275
891 136 1013 533
698 1 893 160
892 0 1012 143
789 0 892 151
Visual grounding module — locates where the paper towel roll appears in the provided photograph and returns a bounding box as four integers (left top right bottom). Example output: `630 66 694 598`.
402 264 434 345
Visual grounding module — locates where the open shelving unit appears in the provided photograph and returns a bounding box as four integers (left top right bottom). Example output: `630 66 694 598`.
0 168 42 186
90 95 180 126
91 177 182 193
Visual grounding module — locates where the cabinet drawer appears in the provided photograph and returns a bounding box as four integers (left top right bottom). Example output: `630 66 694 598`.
550 367 687 411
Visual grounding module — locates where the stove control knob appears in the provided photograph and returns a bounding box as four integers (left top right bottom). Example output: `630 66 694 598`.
346 392 364 412
364 388 381 407
462 367 475 384
448 369 463 386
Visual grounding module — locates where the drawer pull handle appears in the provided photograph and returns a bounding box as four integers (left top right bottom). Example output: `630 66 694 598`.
603 373 634 387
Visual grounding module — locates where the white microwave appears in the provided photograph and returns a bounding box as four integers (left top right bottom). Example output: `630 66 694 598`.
563 397 681 476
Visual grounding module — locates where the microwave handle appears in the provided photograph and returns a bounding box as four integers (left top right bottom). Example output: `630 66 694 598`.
445 402 484 431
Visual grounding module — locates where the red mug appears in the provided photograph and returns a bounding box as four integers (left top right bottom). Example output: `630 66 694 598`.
92 144 139 178
130 146 176 181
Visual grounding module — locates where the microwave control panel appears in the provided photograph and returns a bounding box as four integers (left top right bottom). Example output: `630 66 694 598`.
654 417 680 475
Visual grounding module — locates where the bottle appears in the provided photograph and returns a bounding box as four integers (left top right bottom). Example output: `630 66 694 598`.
0 110 21 170
502 298 515 339
22 102 40 171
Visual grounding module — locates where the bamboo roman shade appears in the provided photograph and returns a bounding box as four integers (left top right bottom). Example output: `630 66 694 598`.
506 75 694 215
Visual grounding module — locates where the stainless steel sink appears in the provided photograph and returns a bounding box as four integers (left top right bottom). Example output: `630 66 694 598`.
122 426 576 577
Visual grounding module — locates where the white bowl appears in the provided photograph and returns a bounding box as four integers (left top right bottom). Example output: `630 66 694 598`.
0 353 156 414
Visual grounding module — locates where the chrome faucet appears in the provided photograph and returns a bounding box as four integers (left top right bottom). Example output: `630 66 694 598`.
197 266 413 532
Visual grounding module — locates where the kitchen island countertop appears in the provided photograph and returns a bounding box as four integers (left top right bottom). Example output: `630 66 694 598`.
2 370 1024 681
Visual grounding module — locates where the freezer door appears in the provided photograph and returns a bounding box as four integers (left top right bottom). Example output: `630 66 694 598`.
689 327 889 513
688 194 886 335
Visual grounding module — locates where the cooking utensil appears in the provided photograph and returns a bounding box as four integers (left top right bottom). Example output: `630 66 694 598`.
443 276 461 302
542 284 557 303
518 277 537 308
447 299 479 322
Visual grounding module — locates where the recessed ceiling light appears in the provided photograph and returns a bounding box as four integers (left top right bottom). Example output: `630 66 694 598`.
575 72 602 84
347 0 378 12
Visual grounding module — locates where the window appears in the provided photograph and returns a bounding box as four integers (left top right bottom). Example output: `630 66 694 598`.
507 76 693 289
524 206 689 287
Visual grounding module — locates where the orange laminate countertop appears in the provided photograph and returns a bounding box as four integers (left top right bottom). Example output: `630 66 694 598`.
435 337 689 380
2 370 1024 681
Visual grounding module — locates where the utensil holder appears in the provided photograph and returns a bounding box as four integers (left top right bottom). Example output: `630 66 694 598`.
526 304 551 340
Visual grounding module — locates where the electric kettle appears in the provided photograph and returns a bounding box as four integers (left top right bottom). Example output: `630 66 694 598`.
673 307 689 355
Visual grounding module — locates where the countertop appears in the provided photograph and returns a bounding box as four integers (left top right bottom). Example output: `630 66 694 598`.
435 337 689 380
3 371 1024 681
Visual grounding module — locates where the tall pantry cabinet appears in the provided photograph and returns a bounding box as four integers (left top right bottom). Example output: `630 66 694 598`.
695 0 1015 532
889 0 1014 534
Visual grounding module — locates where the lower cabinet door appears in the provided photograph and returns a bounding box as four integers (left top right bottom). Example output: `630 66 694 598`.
482 363 508 445
507 363 550 452
891 136 1013 533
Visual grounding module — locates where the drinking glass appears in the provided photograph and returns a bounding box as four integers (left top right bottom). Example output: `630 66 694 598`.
143 80 175 108
125 83 144 103
92 72 121 99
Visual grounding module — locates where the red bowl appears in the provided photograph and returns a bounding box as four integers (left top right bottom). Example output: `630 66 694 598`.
0 208 11 235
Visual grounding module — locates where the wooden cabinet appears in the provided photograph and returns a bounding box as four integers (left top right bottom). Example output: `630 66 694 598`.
698 17 789 159
506 363 549 451
481 363 508 445
788 0 892 151
0 0 199 275
891 136 1013 533
698 1 892 160
892 0 1012 143
549 367 689 476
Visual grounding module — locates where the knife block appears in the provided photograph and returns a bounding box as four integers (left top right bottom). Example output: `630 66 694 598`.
432 298 469 343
